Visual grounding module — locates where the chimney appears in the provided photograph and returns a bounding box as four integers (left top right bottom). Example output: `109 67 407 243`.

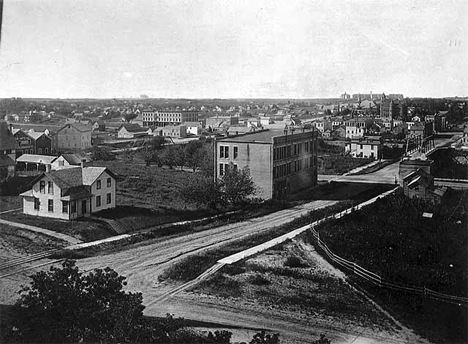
45 164 51 172
81 159 87 168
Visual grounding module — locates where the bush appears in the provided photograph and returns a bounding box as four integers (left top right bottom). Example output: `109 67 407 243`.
284 255 308 268
248 273 271 286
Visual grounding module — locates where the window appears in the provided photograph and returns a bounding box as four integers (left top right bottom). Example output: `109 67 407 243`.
34 198 40 210
233 146 238 159
97 180 101 190
233 164 238 171
106 193 111 204
45 148 48 154
48 181 53 194
59 160 64 166
96 195 101 207
71 201 77 213
40 181 45 193
371 145 374 150
48 199 54 212
62 201 69 213
219 163 224 176
38 148 42 154
360 144 363 149
107 178 111 187
219 146 229 158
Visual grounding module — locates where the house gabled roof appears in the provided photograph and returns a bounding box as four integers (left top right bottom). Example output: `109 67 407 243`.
27 131 49 140
58 122 93 133
118 123 147 132
60 153 92 165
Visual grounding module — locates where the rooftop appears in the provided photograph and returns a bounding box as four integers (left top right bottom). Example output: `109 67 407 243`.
17 154 57 165
219 129 312 143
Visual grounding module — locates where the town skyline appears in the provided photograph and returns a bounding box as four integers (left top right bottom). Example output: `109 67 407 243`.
0 0 467 99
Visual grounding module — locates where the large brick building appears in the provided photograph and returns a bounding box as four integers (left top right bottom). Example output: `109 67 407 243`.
214 129 318 200
142 110 198 127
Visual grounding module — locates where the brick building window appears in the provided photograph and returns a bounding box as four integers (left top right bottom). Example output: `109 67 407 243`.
220 146 229 158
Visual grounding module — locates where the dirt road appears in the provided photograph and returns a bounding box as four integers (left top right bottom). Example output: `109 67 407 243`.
76 200 338 295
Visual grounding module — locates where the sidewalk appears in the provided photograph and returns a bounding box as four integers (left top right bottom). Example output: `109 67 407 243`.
0 219 83 245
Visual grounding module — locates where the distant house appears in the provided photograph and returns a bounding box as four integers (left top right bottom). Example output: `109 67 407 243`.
345 137 381 159
12 128 33 156
161 125 187 138
56 123 93 152
51 153 92 169
183 122 202 135
402 168 447 205
0 121 18 181
322 129 331 139
27 131 53 155
206 115 239 130
20 166 117 220
313 120 333 133
227 125 256 136
92 120 106 132
130 114 144 127
117 123 148 138
331 126 346 139
16 154 58 173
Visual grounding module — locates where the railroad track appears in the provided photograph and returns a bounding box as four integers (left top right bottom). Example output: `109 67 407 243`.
0 248 63 279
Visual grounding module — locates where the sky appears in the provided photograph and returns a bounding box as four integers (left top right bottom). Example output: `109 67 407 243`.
0 0 467 99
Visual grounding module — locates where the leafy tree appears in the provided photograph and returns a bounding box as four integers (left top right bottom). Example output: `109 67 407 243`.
5 260 146 343
207 330 232 343
220 164 256 205
250 330 280 344
124 113 138 122
91 146 115 161
29 112 43 123
312 334 331 344
179 174 223 209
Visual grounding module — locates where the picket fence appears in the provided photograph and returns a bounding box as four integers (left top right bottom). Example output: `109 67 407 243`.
308 224 468 307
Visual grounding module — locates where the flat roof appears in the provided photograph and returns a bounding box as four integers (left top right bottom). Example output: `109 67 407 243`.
218 130 285 143
218 129 314 143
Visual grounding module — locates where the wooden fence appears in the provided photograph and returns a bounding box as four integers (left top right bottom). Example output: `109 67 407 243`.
308 225 468 306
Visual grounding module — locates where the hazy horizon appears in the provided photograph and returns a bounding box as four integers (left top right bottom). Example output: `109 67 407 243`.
1 0 467 99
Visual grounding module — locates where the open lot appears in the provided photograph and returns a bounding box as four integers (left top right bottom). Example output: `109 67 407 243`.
163 240 425 344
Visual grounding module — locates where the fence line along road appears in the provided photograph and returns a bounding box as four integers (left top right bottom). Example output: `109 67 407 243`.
309 227 468 307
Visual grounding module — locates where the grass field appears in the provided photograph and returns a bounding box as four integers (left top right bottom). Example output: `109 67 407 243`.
306 189 468 343
93 160 197 210
0 200 112 242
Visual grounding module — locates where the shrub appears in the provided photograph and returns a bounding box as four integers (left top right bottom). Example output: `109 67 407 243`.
248 273 271 286
284 255 308 268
